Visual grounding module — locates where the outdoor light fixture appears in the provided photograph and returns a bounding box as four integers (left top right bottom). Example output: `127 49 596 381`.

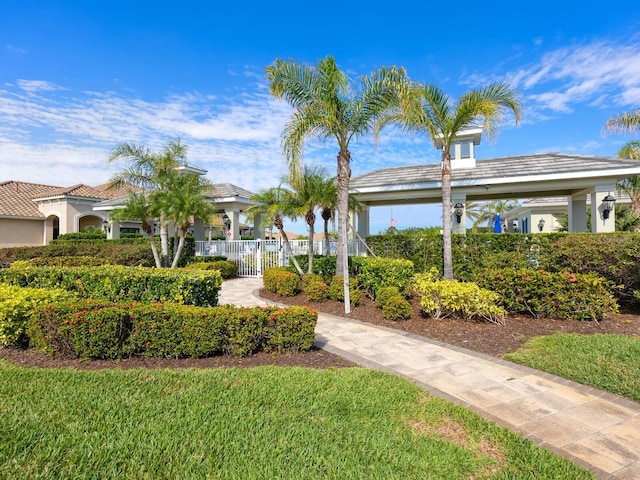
537 218 545 232
602 194 616 220
222 213 231 230
513 221 518 232
102 219 110 234
453 203 464 224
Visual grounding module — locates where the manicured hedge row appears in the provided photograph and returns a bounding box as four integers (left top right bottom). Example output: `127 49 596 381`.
263 267 299 297
475 269 618 321
0 283 76 347
367 232 640 307
183 260 238 278
27 299 317 359
350 256 415 297
0 265 222 307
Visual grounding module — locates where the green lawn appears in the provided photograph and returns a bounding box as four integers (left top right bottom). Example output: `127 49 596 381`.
0 361 594 479
506 333 640 402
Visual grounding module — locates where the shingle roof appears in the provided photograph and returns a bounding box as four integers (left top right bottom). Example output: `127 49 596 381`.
210 183 254 200
350 153 638 189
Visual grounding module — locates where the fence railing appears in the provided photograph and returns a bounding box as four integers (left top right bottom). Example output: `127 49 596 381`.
195 238 367 277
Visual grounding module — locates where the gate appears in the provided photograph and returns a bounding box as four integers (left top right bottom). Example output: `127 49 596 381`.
195 239 367 277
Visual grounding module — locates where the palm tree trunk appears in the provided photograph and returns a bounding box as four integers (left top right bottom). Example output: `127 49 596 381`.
306 210 316 274
442 152 454 280
280 229 304 276
336 149 351 313
171 232 187 268
142 222 162 268
160 216 170 268
322 208 331 256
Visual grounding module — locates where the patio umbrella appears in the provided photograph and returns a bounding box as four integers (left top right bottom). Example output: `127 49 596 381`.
493 214 502 233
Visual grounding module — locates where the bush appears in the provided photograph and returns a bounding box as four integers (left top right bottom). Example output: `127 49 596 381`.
304 280 330 302
183 260 238 278
381 295 413 321
291 255 337 279
302 273 324 289
475 269 618 321
263 267 299 297
11 256 111 268
328 276 362 306
0 265 222 307
411 273 506 324
0 283 76 347
28 300 317 359
375 286 401 309
350 257 415 298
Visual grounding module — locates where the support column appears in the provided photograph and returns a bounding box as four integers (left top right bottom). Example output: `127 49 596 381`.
568 195 588 232
106 220 120 240
193 218 206 242
591 185 616 233
356 205 370 240
230 210 240 240
253 214 264 240
451 194 467 235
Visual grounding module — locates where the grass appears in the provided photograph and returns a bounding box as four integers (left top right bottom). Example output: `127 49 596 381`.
506 333 640 402
0 361 594 479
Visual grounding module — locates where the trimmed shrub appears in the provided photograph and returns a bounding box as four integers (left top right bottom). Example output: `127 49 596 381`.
0 283 76 347
263 267 299 297
375 286 401 309
291 255 337 279
412 273 506 324
0 265 222 307
350 257 415 298
302 273 324 290
381 295 413 321
475 269 618 321
328 276 362 306
11 256 110 268
28 300 317 359
183 260 238 278
304 280 330 302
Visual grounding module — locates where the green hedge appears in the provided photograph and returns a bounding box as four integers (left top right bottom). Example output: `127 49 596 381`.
27 300 317 359
350 257 415 298
367 232 640 307
183 260 238 278
0 283 77 347
263 267 299 297
475 269 618 321
0 265 222 307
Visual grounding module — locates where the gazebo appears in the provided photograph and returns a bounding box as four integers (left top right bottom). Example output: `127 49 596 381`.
349 130 640 236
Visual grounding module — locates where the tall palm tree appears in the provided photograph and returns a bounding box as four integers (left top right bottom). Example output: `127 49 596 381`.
389 83 521 279
606 109 640 219
109 191 162 267
108 139 188 267
245 187 305 276
319 175 338 256
266 56 410 310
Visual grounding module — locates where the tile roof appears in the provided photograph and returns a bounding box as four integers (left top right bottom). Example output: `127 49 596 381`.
210 183 254 200
0 181 63 218
0 180 137 218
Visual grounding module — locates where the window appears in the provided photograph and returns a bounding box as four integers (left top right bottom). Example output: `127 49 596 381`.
460 141 471 159
448 143 456 159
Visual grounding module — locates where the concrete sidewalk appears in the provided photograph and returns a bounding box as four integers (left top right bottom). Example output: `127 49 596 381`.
219 277 640 479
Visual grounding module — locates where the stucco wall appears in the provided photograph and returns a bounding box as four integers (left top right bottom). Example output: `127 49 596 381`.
0 218 44 247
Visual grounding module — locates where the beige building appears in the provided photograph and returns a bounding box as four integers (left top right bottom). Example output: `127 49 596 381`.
0 181 133 248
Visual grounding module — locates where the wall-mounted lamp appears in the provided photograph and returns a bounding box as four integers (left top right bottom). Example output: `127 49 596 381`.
512 221 519 233
602 194 616 220
102 219 110 234
222 213 231 230
453 203 464 224
537 218 545 232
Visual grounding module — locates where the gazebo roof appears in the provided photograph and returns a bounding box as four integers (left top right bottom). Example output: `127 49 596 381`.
349 153 640 205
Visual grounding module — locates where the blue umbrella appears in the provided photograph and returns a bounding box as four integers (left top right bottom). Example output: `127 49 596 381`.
493 214 502 233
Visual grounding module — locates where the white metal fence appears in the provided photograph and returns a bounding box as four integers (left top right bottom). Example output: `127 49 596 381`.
195 239 367 277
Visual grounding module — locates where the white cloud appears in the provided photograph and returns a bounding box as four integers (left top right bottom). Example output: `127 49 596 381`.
5 44 27 54
16 79 66 93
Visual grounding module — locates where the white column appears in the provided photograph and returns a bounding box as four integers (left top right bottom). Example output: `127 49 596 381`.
590 185 616 233
193 218 206 241
230 210 240 240
451 194 467 235
357 205 370 239
253 214 264 240
568 195 587 232
107 220 120 239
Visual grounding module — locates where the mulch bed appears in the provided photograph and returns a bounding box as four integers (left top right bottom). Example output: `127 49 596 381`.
3 289 639 371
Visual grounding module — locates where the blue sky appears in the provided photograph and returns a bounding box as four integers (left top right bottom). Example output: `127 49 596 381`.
1 1 640 234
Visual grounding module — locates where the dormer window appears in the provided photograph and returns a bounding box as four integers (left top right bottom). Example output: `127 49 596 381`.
448 140 473 160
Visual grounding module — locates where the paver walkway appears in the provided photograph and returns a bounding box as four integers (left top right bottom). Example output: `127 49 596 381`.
219 278 640 479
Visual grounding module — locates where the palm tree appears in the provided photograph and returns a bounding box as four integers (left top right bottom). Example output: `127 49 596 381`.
155 173 216 268
108 139 188 267
109 191 162 267
390 83 521 279
319 175 338 256
245 187 305 276
287 165 330 274
266 56 410 310
605 109 640 134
